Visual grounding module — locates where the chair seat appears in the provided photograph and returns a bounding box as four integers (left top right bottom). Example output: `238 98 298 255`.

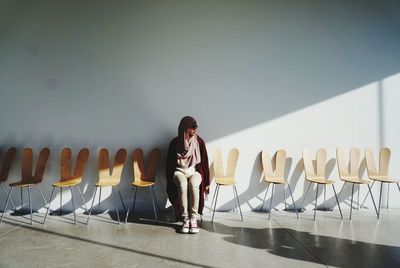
215 177 235 185
340 177 371 184
95 180 120 187
52 179 81 188
264 177 286 184
132 180 154 187
307 177 335 184
369 176 400 183
9 181 39 187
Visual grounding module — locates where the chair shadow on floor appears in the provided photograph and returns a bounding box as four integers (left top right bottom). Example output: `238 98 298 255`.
202 221 400 268
110 208 181 233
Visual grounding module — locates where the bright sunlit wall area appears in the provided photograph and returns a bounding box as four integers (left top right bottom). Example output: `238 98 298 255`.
0 0 400 213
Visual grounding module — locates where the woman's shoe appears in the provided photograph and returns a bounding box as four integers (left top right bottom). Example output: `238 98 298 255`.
181 219 190 233
189 218 199 234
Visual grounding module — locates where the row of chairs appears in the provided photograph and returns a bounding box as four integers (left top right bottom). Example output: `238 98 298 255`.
0 147 161 225
1 146 398 225
210 147 400 222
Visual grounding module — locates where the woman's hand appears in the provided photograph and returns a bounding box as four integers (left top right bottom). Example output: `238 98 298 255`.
205 186 210 195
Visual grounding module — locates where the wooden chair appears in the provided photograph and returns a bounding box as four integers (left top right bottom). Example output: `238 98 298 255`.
0 148 17 211
86 148 127 224
210 148 242 222
125 148 161 223
299 148 343 220
361 148 400 219
1 148 50 225
43 148 90 224
260 149 298 220
336 148 378 219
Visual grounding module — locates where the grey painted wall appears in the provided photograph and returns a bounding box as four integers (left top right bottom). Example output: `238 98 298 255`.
0 0 400 214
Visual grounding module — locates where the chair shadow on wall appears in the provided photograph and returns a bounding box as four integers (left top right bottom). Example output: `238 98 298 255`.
201 221 400 268
206 152 341 216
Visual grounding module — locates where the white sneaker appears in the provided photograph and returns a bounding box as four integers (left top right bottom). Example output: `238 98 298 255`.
181 219 190 233
189 218 199 234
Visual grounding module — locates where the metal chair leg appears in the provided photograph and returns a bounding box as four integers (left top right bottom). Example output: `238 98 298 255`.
149 187 158 222
20 188 23 215
27 186 33 225
260 183 270 212
299 182 312 211
387 184 390 209
268 184 275 220
70 186 76 225
43 186 55 224
211 184 220 223
86 186 98 225
367 184 378 218
125 187 137 223
336 182 346 203
233 185 243 222
209 185 218 213
336 182 347 210
35 185 48 207
76 185 89 214
98 187 102 214
1 186 13 223
350 183 355 220
1 184 16 211
60 188 62 216
314 183 319 221
378 182 383 219
323 185 326 211
361 180 375 208
332 184 343 219
287 185 299 219
357 184 360 210
112 187 120 224
283 186 287 211
117 187 127 214
232 186 237 213
150 186 161 213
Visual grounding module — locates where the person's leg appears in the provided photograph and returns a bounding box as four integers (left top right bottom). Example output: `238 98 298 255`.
188 172 202 219
173 171 189 220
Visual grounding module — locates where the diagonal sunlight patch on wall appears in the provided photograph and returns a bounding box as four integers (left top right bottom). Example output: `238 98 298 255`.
205 73 400 212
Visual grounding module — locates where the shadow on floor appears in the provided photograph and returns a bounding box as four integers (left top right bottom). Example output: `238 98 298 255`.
202 221 400 268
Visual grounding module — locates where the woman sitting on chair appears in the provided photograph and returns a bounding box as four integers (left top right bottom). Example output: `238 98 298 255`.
166 116 210 234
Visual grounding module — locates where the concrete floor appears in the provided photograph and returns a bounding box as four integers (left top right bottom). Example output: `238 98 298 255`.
0 208 400 268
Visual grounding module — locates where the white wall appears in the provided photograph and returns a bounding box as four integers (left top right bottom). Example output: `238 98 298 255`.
0 0 400 213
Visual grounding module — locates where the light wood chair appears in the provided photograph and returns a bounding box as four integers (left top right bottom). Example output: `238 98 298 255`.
210 148 242 222
125 148 161 223
299 148 343 220
0 148 17 211
1 148 50 225
260 149 298 220
43 148 90 224
361 148 400 219
86 148 127 224
336 148 378 219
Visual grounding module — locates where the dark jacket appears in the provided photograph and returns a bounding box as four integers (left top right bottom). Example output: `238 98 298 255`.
166 135 210 220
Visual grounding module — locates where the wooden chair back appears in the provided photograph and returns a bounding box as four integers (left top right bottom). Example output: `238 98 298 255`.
21 148 50 184
98 148 127 183
261 149 286 180
60 148 89 182
133 148 161 183
0 147 17 182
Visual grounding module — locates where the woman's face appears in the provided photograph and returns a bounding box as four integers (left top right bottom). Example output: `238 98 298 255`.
187 128 197 137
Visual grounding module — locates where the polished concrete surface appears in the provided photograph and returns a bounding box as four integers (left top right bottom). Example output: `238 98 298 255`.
1 208 400 268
